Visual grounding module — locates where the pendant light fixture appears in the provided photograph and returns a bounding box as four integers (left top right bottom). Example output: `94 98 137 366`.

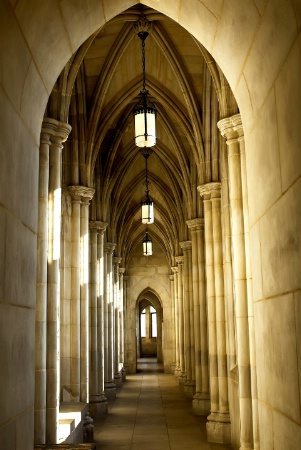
141 149 154 224
134 16 156 148
143 226 153 256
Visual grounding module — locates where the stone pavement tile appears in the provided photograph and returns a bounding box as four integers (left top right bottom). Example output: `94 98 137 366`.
94 368 234 450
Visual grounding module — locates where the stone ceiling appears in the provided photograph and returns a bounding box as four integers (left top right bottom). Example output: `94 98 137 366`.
50 4 236 264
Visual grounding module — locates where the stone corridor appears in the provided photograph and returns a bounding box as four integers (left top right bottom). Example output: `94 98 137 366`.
94 359 232 450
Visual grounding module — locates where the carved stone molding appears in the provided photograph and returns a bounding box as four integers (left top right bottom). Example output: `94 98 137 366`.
186 218 204 231
180 240 192 250
67 185 95 202
113 257 122 265
198 182 221 199
89 221 108 233
41 117 72 144
217 113 243 140
175 256 184 265
133 15 152 34
104 242 116 254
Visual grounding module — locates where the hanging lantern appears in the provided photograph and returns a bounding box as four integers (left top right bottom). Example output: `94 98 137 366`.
143 228 153 256
141 196 154 224
141 150 154 224
133 19 156 148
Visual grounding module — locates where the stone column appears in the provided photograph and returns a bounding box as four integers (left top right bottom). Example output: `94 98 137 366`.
220 137 237 376
97 222 108 412
199 182 230 444
175 256 186 385
218 115 254 450
187 219 210 415
123 275 129 374
169 273 176 373
119 268 126 380
180 241 195 398
89 221 108 416
46 120 71 443
35 120 51 443
239 132 259 450
80 188 95 403
89 224 98 407
171 266 180 376
67 186 82 402
104 243 116 398
113 257 122 386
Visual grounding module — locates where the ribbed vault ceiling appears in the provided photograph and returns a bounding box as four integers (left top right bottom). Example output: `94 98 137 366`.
51 4 238 266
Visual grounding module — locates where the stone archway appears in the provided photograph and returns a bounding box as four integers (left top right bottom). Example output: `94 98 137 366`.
1 2 300 449
137 291 163 363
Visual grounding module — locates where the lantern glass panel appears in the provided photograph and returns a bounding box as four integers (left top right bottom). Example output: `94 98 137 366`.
141 202 154 224
135 110 156 147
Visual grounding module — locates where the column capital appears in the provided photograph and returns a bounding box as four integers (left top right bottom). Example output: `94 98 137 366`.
187 218 204 231
198 182 221 199
89 221 108 233
67 185 95 202
113 257 122 265
41 117 72 144
217 113 243 141
119 267 126 275
175 256 184 265
171 266 178 274
104 242 116 254
180 240 192 251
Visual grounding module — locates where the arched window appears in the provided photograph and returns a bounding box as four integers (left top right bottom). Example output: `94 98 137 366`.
150 306 157 337
140 308 146 338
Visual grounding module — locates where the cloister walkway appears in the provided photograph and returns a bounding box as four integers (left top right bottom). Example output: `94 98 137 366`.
94 358 232 450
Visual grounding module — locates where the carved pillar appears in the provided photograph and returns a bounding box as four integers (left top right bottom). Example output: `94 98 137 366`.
187 219 210 415
37 119 71 443
119 268 126 380
89 225 98 404
171 266 180 376
80 188 95 403
169 272 176 373
113 257 122 386
199 182 230 444
67 186 81 402
89 221 108 416
35 119 70 443
104 243 116 398
67 185 93 403
123 275 129 374
97 222 108 410
218 115 254 450
175 256 185 385
180 241 195 398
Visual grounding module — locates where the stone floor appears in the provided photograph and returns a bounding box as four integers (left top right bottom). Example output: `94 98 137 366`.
94 358 233 450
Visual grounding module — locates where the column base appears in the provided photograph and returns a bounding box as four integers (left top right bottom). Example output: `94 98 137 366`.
183 381 196 398
104 381 117 399
206 413 231 444
114 372 122 387
178 373 187 393
89 394 108 417
192 393 210 415
121 367 126 381
174 366 182 378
